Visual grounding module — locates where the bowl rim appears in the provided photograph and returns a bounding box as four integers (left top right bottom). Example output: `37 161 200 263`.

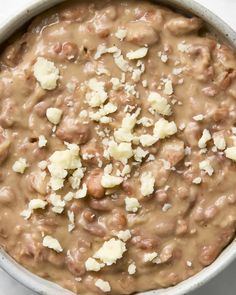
0 0 236 294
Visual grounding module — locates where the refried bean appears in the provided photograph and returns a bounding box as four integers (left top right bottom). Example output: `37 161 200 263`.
0 0 236 294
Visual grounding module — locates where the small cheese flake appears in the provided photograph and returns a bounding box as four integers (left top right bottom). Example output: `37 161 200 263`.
85 257 104 272
115 29 127 41
163 79 173 95
33 57 59 90
125 197 141 213
95 279 111 293
148 92 172 116
64 192 74 202
12 158 28 174
187 260 193 267
128 262 136 275
48 193 65 214
154 118 177 139
114 54 130 72
140 172 155 196
116 230 131 242
46 108 63 125
108 141 133 163
42 235 63 253
177 42 190 53
68 210 75 232
225 147 236 161
38 135 47 148
144 252 158 262
199 160 214 176
101 174 123 188
75 183 87 199
213 133 226 150
86 78 108 107
114 111 139 143
192 177 202 184
139 134 158 147
93 238 126 266
29 199 47 210
193 114 204 121
134 147 149 162
127 47 148 60
162 203 172 212
198 129 211 149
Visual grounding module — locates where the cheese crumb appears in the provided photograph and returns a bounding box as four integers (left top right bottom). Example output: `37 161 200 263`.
127 47 148 60
162 203 172 212
116 230 131 242
154 118 177 139
101 174 123 188
177 42 190 53
139 134 158 147
163 79 173 95
108 141 133 163
93 238 126 266
128 262 136 275
12 158 28 174
140 172 155 196
225 147 236 161
75 183 87 199
192 177 202 184
193 114 204 121
86 78 108 107
85 257 104 272
46 108 63 125
148 92 172 116
213 133 226 150
144 252 158 262
38 135 47 148
125 197 141 213
42 235 63 253
198 129 211 149
115 29 127 41
199 160 214 176
33 57 59 90
95 279 111 293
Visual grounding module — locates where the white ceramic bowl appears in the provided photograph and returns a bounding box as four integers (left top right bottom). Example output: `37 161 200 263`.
0 1 236 294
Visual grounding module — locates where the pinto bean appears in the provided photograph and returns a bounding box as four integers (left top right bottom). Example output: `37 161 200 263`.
59 4 89 22
216 45 236 70
89 198 114 211
1 40 27 67
160 244 174 263
0 137 10 165
198 244 220 266
184 122 201 147
0 187 15 204
132 237 159 250
65 248 87 276
83 208 96 223
29 171 48 195
0 99 16 128
155 218 176 237
107 209 127 230
126 21 159 46
158 139 185 166
166 17 202 36
86 168 105 199
56 117 91 144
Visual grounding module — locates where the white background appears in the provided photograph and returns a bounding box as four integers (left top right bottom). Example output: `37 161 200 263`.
0 0 236 294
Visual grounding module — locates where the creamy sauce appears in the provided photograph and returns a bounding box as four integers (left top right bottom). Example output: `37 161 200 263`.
0 1 236 294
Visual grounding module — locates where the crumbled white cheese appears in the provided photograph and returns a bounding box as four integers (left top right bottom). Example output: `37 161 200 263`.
199 160 214 176
101 174 123 188
137 117 154 127
225 147 236 161
198 129 211 149
85 257 104 272
213 133 226 150
33 57 59 90
163 79 173 95
108 141 133 163
114 54 130 72
127 47 148 60
153 118 177 139
193 114 204 121
93 238 126 266
148 92 172 116
38 135 47 148
116 230 131 242
75 183 87 199
114 111 139 142
162 203 172 212
192 177 202 184
115 29 127 41
38 160 48 170
21 198 47 220
64 192 75 202
68 210 75 232
177 42 190 53
139 134 158 147
46 108 63 125
134 147 149 162
125 197 141 213
42 235 63 253
128 262 136 275
48 193 65 214
95 279 111 293
144 252 158 262
140 172 155 196
12 158 28 174
86 78 108 107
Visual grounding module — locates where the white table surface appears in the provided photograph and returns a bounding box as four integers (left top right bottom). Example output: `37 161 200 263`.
0 0 236 294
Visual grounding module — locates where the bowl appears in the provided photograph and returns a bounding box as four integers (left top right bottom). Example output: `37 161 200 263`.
0 0 236 294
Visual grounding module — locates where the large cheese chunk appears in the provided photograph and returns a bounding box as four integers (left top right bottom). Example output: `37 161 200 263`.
42 235 63 253
86 78 108 107
33 57 59 90
148 92 172 116
140 172 155 196
153 118 177 139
